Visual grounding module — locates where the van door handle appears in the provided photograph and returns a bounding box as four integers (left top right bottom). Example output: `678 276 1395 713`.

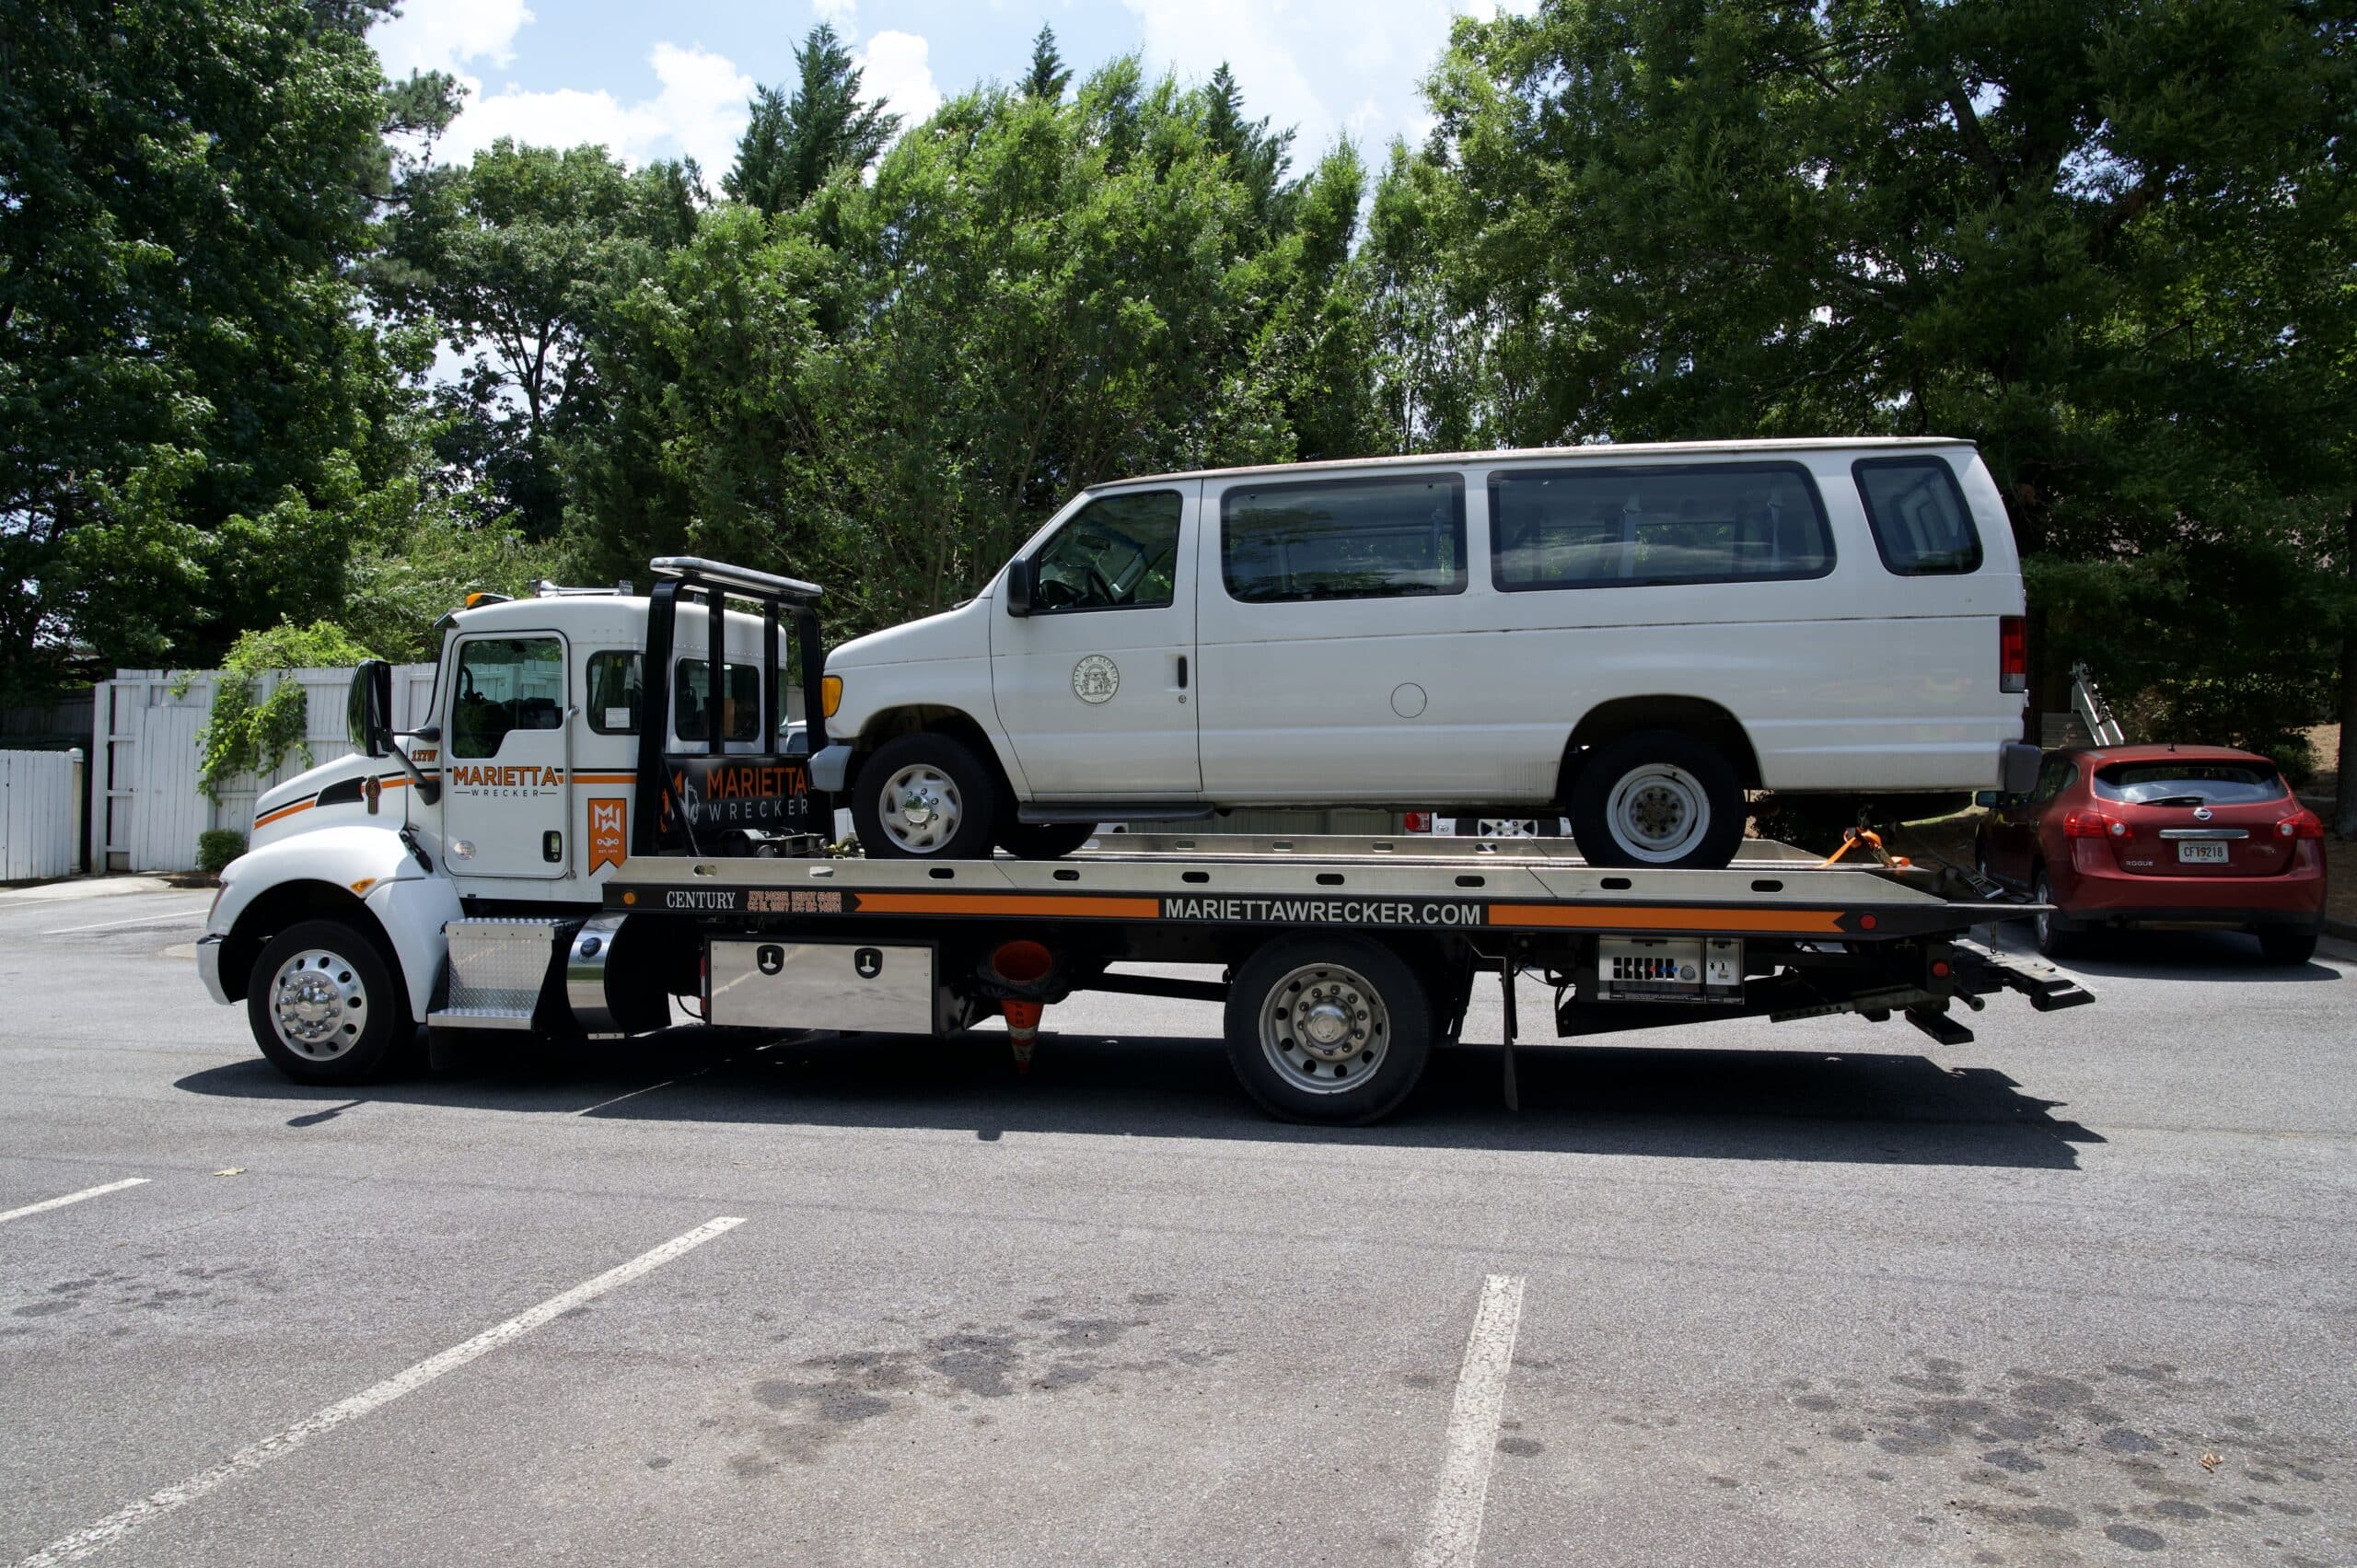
1176 655 1189 690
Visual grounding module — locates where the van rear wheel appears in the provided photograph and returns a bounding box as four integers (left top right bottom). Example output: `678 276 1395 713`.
1569 731 1745 869
853 732 1003 860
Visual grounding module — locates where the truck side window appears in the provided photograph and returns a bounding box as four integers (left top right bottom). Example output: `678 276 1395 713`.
1028 492 1183 614
1222 475 1467 602
674 659 761 743
1490 462 1833 590
1852 457 1983 575
586 652 641 735
450 637 565 760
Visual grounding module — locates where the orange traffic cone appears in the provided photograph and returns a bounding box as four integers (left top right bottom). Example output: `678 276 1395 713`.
1002 998 1042 1074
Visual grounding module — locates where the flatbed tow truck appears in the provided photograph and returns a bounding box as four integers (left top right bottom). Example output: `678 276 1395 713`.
197 558 2090 1125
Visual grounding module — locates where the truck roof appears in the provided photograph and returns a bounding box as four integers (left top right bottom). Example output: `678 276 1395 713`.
1107 436 1976 490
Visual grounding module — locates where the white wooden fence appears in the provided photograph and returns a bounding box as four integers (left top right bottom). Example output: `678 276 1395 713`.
93 665 435 873
0 750 82 881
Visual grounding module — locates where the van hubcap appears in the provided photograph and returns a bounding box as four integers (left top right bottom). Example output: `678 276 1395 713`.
269 949 367 1062
1605 764 1709 863
880 764 962 854
1259 963 1389 1094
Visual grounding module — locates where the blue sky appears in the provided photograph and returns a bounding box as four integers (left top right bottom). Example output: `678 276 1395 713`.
370 0 1536 181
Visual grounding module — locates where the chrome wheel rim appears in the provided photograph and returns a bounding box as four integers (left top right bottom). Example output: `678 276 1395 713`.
1258 962 1389 1096
879 763 962 854
1604 763 1709 864
269 948 368 1062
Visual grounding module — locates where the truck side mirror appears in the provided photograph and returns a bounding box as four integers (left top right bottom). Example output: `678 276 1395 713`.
347 659 396 759
1972 789 1999 809
1003 559 1035 618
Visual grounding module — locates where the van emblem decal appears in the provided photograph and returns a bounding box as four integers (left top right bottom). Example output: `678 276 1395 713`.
1072 655 1120 704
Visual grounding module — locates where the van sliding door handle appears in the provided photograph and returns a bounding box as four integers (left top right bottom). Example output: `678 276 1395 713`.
1176 656 1189 690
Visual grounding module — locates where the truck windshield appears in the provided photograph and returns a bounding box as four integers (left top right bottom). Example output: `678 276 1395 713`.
2092 761 2285 806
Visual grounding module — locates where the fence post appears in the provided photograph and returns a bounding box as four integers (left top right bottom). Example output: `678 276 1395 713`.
68 748 86 876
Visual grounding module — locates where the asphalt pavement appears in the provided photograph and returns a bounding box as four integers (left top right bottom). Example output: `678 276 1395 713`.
0 879 2352 1566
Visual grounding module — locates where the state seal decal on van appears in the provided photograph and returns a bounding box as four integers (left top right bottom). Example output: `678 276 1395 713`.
1072 655 1120 704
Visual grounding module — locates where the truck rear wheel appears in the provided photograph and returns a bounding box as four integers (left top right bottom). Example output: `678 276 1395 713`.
1569 730 1745 869
853 732 1003 860
246 919 415 1085
1225 935 1433 1124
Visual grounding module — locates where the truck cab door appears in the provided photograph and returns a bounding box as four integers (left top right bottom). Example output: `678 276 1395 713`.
441 633 572 879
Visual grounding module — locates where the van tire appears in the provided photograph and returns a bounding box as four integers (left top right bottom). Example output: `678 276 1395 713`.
1569 731 1745 869
247 919 415 1085
998 821 1097 859
1225 935 1433 1124
853 732 1003 860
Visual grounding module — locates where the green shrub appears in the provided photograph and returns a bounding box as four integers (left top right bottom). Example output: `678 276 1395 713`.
180 621 379 802
197 829 247 877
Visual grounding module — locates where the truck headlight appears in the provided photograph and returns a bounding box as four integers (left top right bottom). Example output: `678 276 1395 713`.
821 675 842 717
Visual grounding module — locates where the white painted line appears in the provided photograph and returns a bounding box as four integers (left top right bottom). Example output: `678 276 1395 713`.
41 911 209 936
0 1179 149 1225
1414 1272 1527 1568
14 1215 747 1568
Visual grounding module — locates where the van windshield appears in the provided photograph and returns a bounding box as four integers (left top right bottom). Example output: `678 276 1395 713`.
2092 761 2285 806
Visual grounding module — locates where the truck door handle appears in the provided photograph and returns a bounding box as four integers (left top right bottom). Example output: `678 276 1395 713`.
1176 656 1189 690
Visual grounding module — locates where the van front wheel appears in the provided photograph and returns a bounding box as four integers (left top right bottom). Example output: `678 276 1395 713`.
1570 731 1745 869
853 732 1003 860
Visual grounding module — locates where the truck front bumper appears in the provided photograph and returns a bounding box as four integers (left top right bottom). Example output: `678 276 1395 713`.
196 934 230 1005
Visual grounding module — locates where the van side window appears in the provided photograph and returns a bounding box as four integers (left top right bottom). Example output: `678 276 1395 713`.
1852 457 1983 575
450 637 565 759
1029 492 1184 613
1222 475 1467 603
586 652 641 735
674 659 761 743
1490 462 1833 591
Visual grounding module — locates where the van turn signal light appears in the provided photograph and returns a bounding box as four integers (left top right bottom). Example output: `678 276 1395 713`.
821 675 842 717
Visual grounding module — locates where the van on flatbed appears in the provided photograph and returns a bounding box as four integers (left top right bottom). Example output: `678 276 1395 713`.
816 437 2038 870
194 557 2085 1125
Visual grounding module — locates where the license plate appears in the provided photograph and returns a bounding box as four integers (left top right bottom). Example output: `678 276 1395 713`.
2177 841 2229 865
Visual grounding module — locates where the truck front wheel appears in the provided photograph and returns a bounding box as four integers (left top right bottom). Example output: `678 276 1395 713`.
246 919 415 1084
1225 935 1433 1124
853 732 1004 860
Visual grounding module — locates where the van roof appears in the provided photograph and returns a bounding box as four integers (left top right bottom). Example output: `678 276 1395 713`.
1106 436 1975 490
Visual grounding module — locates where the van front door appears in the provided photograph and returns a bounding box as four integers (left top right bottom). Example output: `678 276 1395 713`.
989 486 1201 797
442 633 572 878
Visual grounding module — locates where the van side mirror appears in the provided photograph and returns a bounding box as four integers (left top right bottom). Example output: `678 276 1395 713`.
1004 558 1036 618
347 659 396 758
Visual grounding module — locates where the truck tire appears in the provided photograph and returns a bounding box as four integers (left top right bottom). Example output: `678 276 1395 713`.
1569 730 1745 869
853 732 1003 860
1225 935 1433 1124
998 820 1097 859
246 919 415 1085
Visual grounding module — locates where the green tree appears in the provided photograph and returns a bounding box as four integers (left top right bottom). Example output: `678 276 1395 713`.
1023 24 1073 102
1375 0 2357 771
723 24 900 217
0 0 414 696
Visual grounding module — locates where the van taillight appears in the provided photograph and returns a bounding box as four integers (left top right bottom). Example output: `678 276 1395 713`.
1999 616 2026 694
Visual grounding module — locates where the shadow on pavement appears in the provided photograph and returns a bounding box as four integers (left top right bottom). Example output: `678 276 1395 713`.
1979 923 2344 982
176 1027 2103 1170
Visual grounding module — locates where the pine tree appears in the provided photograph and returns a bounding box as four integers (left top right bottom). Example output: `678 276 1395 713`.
1022 24 1071 102
723 23 900 216
1202 63 1293 228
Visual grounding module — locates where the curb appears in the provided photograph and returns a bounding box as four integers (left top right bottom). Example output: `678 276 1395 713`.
2329 920 2357 944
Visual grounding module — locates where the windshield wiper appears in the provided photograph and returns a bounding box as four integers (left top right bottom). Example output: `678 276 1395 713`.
2144 795 2208 807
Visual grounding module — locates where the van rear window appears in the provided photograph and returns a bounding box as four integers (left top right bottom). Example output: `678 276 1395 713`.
1488 462 1834 591
1222 475 1466 603
1852 457 1983 575
2092 761 2286 806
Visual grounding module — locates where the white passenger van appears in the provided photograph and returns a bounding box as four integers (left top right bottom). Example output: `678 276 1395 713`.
813 438 2036 868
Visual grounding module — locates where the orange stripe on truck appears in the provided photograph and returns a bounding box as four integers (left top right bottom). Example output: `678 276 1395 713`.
254 800 313 828
855 893 1162 920
1488 903 1844 935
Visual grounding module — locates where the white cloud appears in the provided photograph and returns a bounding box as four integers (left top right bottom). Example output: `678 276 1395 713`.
370 0 533 77
438 43 756 172
1122 0 1337 154
858 30 942 125
813 0 858 31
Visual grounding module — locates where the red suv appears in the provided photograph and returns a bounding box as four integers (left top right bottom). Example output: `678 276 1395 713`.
1976 745 2327 963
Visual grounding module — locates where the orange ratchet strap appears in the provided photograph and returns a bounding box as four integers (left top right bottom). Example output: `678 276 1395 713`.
1818 827 1911 870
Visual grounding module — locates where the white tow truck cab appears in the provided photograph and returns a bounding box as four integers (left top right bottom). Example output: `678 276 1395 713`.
196 556 2088 1126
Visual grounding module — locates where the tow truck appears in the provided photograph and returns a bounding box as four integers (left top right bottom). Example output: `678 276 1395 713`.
196 559 2090 1124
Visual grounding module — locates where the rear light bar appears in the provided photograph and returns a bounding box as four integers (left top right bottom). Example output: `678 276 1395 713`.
1999 616 2027 694
2279 808 2325 840
1402 812 1434 833
2064 809 2132 841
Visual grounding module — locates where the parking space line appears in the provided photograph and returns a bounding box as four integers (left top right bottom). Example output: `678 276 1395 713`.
0 1179 150 1226
40 912 210 936
1414 1272 1527 1568
13 1214 747 1568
